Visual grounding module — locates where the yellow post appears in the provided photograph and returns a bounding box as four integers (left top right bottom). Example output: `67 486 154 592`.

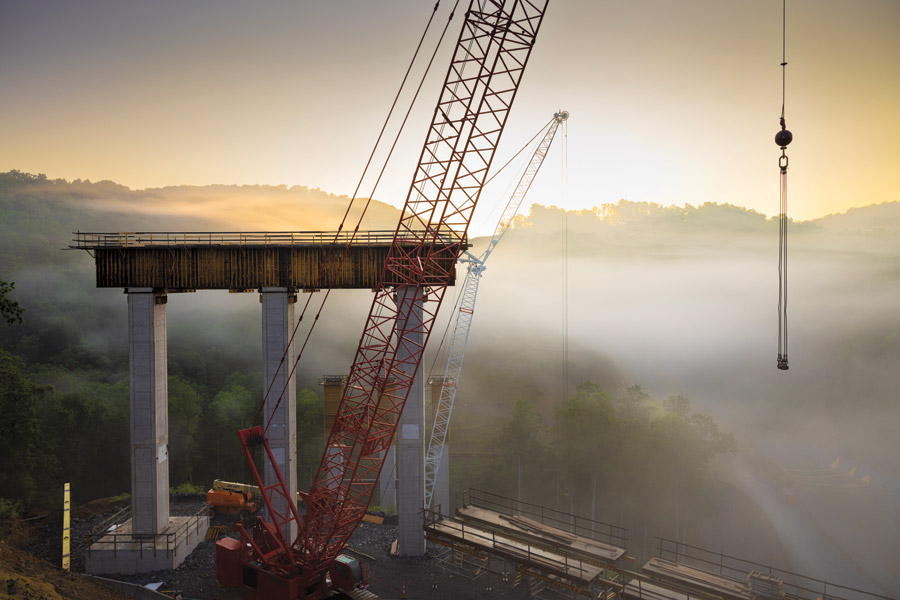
62 483 71 571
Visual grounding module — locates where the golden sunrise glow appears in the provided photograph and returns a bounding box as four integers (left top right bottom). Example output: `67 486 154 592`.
1 1 897 222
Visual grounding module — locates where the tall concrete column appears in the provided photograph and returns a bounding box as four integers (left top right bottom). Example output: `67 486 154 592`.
127 288 169 535
261 288 298 542
378 445 397 510
396 287 425 556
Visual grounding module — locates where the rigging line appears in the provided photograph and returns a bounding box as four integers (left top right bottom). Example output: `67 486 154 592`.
781 0 787 121
264 1 464 435
348 0 490 390
473 118 555 235
426 267 468 381
779 169 788 358
564 119 569 395
256 3 444 430
425 118 559 413
256 2 444 429
561 118 569 402
259 1 456 432
775 0 792 371
484 117 556 188
327 0 527 508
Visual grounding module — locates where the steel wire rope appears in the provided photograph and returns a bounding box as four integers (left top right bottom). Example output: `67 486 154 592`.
255 0 459 433
340 0 523 522
561 117 569 401
425 118 554 381
470 117 556 247
373 0 508 511
264 0 464 440
325 0 494 512
775 0 791 371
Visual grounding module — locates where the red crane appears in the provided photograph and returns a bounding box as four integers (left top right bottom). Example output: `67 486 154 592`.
217 2 549 598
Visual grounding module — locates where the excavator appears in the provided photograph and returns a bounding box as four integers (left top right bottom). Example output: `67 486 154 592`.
215 1 550 598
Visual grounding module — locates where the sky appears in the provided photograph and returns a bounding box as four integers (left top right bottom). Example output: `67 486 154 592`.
2 0 899 225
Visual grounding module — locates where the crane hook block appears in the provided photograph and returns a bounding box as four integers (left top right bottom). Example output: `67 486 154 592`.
775 128 793 148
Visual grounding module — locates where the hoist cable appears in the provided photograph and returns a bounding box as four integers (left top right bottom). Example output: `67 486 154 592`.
255 0 455 431
264 0 463 434
778 167 788 366
775 0 792 371
561 120 569 402
425 117 562 415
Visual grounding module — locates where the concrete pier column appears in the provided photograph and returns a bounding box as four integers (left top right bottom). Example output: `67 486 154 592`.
261 287 298 542
379 445 397 510
396 287 425 556
127 288 169 535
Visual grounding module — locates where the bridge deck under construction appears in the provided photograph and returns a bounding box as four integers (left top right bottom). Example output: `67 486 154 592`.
424 490 628 590
70 230 463 290
455 505 626 564
642 557 751 600
621 579 689 600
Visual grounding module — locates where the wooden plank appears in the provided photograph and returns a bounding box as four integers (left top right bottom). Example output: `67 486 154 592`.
622 580 689 600
456 505 626 563
425 517 604 585
643 558 751 600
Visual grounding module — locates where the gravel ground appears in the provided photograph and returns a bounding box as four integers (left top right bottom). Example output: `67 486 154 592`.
26 495 533 600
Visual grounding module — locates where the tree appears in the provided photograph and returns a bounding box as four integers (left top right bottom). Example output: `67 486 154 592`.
553 382 619 517
202 381 257 480
0 348 51 511
664 394 691 417
0 279 24 326
168 376 203 485
38 380 130 503
297 389 324 490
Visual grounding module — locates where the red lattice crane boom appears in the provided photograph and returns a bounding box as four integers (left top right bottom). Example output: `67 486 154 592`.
221 2 549 597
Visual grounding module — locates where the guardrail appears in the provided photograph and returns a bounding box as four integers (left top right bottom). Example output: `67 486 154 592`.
70 229 466 249
654 537 894 600
423 505 599 585
85 505 210 559
461 488 628 549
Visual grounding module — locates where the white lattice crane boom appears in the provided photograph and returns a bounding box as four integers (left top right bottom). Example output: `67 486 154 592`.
424 110 568 510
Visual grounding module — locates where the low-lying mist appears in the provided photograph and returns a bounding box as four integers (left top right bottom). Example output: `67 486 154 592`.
3 173 898 592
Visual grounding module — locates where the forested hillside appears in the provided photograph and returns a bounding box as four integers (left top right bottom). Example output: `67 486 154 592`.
0 171 402 512
2 171 898 567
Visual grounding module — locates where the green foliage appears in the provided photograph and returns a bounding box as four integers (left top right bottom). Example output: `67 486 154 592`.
472 382 736 531
171 482 205 494
38 383 130 504
664 394 691 417
0 279 24 326
168 376 203 485
0 497 22 520
297 389 324 490
0 348 52 509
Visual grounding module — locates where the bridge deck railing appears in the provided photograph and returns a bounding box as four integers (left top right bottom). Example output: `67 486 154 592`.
71 230 465 249
462 488 628 549
655 536 893 600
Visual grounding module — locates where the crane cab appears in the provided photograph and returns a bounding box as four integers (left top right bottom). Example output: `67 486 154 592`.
329 554 368 593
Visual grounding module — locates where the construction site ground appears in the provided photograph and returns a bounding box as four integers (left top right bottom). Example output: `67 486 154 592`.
15 494 531 600
2 480 799 600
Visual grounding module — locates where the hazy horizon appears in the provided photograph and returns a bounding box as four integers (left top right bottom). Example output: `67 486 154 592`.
2 1 899 223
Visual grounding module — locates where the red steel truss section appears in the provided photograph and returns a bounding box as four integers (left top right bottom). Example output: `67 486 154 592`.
299 0 549 578
233 427 304 578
